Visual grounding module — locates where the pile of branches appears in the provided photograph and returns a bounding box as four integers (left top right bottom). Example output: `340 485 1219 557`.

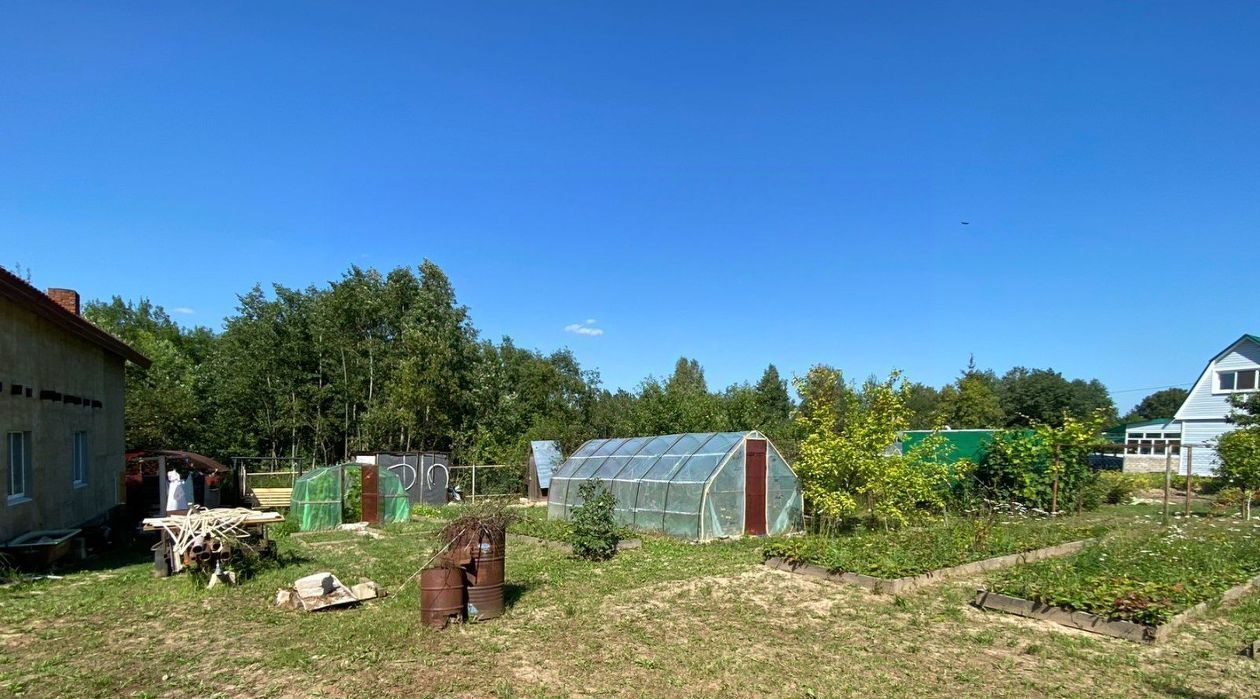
436 501 518 559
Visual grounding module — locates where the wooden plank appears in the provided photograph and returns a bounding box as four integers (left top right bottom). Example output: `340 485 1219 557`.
142 509 284 531
975 590 1155 643
976 570 1260 644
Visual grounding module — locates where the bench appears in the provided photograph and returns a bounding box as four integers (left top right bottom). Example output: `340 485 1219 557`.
251 487 293 510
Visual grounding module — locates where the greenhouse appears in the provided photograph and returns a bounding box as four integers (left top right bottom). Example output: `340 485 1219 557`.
289 462 410 531
547 431 802 541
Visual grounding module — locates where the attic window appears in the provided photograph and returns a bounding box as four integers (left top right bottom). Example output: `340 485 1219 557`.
1219 369 1259 392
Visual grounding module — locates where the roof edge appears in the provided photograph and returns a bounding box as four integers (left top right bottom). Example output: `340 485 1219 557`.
1173 333 1259 420
0 267 151 368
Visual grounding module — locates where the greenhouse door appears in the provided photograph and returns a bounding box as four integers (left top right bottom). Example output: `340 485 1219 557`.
744 439 767 535
361 465 381 524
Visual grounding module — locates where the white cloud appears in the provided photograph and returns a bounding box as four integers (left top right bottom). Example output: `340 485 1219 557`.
565 321 604 337
171 307 196 315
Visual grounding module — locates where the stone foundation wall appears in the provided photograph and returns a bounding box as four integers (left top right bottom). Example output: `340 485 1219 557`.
1121 454 1176 474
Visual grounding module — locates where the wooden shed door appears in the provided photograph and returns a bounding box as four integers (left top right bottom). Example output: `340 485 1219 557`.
744 439 767 536
361 465 381 524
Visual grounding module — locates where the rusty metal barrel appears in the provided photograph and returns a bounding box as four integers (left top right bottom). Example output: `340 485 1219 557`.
419 566 465 629
462 528 505 620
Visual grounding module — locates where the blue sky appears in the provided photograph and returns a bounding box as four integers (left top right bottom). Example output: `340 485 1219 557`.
3 2 1258 409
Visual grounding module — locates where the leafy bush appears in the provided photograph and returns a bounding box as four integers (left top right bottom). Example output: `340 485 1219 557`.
570 479 619 561
989 520 1260 625
0 552 18 585
341 475 363 523
1096 472 1140 505
975 413 1107 512
271 517 299 537
1127 472 1223 495
1213 487 1260 516
1216 427 1260 519
793 368 961 529
763 516 1106 579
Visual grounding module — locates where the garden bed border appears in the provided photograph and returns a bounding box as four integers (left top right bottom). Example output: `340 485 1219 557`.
764 539 1092 595
975 570 1260 644
509 533 642 553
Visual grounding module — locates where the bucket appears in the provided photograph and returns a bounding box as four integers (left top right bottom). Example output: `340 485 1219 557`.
419 566 465 629
462 528 505 620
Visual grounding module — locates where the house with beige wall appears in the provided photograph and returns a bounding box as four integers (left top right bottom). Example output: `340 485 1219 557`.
1 267 150 543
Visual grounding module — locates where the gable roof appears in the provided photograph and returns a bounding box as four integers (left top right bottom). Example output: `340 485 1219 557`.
529 440 562 489
1173 334 1259 421
0 267 151 368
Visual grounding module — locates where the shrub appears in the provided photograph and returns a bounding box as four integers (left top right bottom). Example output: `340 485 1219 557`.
271 517 299 537
570 479 619 561
0 552 18 585
1216 427 1260 519
1076 473 1106 511
341 474 363 523
975 412 1108 512
1097 471 1139 505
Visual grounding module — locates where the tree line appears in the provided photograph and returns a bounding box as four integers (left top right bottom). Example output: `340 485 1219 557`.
85 261 1148 489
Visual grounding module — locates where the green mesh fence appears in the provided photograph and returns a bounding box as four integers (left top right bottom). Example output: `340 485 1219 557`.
289 463 410 531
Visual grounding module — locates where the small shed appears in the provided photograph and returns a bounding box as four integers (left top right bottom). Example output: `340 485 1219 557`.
527 440 562 501
547 431 802 541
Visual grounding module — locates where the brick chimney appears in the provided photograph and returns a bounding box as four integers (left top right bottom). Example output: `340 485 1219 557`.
47 288 81 316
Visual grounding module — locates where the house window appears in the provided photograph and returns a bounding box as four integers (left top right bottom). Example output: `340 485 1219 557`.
1125 431 1181 456
7 431 31 503
1219 369 1259 393
73 431 88 486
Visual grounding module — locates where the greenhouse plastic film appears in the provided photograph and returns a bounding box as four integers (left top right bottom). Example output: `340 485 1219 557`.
545 431 802 541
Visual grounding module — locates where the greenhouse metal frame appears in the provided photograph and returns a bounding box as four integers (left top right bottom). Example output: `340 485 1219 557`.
547 431 802 541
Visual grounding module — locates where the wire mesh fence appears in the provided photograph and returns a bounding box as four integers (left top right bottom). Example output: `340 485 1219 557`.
447 464 525 503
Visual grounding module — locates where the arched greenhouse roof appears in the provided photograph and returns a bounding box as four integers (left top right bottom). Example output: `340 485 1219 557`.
548 431 802 540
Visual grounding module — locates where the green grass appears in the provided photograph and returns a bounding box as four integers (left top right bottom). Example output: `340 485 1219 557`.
507 505 636 545
989 518 1260 626
763 516 1110 579
3 504 1260 697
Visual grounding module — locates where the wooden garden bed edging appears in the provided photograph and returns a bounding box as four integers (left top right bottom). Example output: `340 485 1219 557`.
508 534 642 553
764 539 1092 595
976 570 1260 644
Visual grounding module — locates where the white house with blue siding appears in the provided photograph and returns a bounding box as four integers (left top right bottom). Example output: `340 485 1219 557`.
1173 334 1260 475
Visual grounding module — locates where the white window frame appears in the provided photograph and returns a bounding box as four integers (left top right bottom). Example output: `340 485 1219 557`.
1216 368 1260 394
1125 430 1181 456
7 431 32 505
73 431 88 487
